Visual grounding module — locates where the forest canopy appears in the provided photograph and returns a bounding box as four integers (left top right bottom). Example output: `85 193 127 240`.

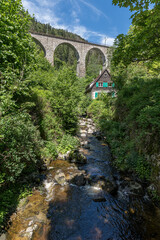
112 0 160 67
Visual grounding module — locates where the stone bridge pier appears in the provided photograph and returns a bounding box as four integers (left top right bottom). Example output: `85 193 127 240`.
31 33 109 78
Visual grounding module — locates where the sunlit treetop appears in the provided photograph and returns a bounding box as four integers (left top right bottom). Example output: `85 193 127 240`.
112 0 159 12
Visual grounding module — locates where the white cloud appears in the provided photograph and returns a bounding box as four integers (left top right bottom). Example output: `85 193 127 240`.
71 25 90 39
22 0 36 15
79 0 109 21
22 0 114 46
22 0 68 29
71 10 80 24
34 0 61 8
70 25 114 46
100 36 115 46
69 0 81 13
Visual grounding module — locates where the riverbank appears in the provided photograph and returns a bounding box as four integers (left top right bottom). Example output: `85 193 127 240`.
1 118 160 240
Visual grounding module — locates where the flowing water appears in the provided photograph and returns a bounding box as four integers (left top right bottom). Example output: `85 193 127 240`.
47 135 160 240
4 118 160 240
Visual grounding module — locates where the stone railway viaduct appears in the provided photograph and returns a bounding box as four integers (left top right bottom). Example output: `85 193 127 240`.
31 32 109 78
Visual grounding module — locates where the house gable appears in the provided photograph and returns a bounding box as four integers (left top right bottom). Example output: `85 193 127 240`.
95 70 112 87
86 68 116 99
91 69 113 90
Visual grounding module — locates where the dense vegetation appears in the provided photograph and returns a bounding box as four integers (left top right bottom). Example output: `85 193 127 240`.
88 0 160 195
0 0 160 231
0 0 91 229
30 17 86 41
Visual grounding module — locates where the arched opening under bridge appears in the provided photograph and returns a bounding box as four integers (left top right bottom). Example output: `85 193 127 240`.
54 43 79 72
85 48 106 78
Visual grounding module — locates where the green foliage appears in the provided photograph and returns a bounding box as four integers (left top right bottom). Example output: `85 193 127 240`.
111 23 160 179
112 0 159 13
88 100 107 123
112 61 159 90
0 1 42 227
87 64 160 179
86 49 104 78
30 17 86 41
0 182 32 227
75 76 92 115
26 62 83 139
25 62 88 161
50 66 80 134
54 45 77 70
112 3 160 67
42 141 57 161
113 77 160 178
0 0 36 83
87 93 115 123
34 52 53 71
58 134 79 154
0 0 91 229
0 112 42 183
31 86 64 141
0 92 16 116
148 189 160 202
78 94 92 116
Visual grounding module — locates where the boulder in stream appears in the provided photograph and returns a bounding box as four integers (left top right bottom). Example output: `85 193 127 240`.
89 175 118 195
69 150 87 164
58 150 71 161
0 234 6 240
102 179 118 195
80 140 88 146
70 173 86 186
93 131 103 140
128 181 143 194
54 170 66 185
118 180 143 196
93 196 106 202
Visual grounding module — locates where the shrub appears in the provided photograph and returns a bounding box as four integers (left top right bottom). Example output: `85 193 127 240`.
41 141 57 162
58 134 79 154
0 112 42 184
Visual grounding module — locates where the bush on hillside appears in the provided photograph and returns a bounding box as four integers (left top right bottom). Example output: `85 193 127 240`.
0 112 42 184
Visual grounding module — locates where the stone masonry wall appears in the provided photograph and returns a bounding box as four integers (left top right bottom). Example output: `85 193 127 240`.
31 33 109 78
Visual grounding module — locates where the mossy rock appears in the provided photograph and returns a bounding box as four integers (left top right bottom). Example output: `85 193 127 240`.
69 150 87 164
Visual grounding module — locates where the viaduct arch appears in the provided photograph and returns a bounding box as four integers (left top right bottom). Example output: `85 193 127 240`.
31 32 109 78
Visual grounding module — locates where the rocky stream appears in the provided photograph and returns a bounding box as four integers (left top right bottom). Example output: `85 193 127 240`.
1 118 160 240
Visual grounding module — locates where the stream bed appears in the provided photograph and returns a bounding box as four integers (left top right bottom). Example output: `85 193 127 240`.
3 118 160 240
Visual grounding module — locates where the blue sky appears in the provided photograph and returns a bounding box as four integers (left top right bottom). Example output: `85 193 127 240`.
22 0 132 46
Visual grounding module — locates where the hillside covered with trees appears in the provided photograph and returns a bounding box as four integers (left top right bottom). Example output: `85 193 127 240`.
30 17 86 41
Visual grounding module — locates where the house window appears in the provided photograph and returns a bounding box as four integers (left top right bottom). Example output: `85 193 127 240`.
108 83 112 87
99 82 103 87
103 82 108 87
96 82 99 87
95 92 98 98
